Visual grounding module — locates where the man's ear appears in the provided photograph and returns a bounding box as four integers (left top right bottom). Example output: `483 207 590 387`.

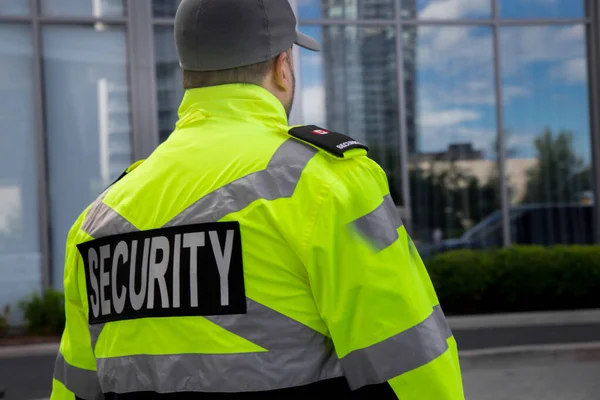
272 51 291 91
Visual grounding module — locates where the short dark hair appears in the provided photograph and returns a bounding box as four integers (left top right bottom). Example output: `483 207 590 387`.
182 57 276 90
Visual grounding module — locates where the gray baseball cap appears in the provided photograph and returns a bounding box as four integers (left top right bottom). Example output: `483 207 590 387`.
174 0 321 72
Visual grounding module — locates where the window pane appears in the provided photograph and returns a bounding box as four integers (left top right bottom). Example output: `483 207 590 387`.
0 25 41 323
153 0 181 18
407 26 500 257
0 0 30 16
298 0 394 20
403 0 491 19
42 0 125 17
500 0 584 19
298 24 401 195
501 26 593 245
154 25 183 143
42 25 132 288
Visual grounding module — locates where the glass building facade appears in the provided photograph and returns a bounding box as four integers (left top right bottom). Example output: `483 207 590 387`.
0 0 599 323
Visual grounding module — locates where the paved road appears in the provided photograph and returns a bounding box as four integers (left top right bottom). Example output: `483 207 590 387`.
463 361 600 400
0 354 54 400
1 352 600 400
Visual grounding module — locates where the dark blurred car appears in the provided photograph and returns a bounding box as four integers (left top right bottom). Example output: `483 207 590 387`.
418 203 594 258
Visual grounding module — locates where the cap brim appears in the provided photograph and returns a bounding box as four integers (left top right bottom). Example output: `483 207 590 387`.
295 31 321 52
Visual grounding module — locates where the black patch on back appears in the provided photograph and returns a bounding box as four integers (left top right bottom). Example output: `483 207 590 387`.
77 222 246 325
288 125 368 157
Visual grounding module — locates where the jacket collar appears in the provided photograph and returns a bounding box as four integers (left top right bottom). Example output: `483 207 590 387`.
176 83 289 129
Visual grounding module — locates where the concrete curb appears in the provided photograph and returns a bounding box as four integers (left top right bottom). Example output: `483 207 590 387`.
447 308 600 330
0 342 59 359
459 342 600 369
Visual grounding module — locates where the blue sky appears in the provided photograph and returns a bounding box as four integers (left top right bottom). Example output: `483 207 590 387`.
296 0 591 165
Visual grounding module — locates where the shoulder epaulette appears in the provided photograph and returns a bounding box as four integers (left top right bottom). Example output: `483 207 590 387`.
288 125 368 157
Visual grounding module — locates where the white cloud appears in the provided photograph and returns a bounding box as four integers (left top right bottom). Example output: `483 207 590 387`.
420 81 528 107
466 80 489 91
301 86 325 127
549 57 587 83
418 125 496 154
507 132 538 149
420 109 480 127
301 52 322 68
416 24 585 79
500 26 585 75
504 85 529 100
0 186 20 232
416 26 494 78
419 0 490 19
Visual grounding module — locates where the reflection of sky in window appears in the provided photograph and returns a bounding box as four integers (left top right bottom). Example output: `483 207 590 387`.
299 0 584 20
298 0 395 20
297 1 590 165
500 0 584 19
298 0 321 20
413 25 497 158
500 25 589 163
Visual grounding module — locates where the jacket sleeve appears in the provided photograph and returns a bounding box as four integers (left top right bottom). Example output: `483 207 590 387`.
51 210 103 400
302 157 465 399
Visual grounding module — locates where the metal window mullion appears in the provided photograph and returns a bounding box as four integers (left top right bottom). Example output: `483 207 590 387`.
152 18 175 25
127 0 159 160
0 15 32 22
586 0 600 243
394 0 412 234
36 16 127 24
301 18 395 25
289 0 304 126
30 0 52 290
401 18 588 26
298 18 588 26
491 0 511 248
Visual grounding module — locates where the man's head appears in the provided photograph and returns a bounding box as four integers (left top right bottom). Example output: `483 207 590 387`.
174 0 320 118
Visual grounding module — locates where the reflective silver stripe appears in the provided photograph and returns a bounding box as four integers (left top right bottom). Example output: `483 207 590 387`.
206 298 328 351
266 137 318 169
97 341 342 394
93 299 343 394
165 139 317 227
89 323 104 351
340 305 453 390
81 200 137 239
352 194 402 251
54 352 103 400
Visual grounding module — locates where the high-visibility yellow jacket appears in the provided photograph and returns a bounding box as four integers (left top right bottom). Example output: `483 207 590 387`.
50 84 464 399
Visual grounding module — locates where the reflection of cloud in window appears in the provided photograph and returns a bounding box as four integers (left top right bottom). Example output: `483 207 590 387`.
421 81 528 106
418 125 495 155
418 25 584 77
500 26 585 75
301 52 322 68
549 57 587 83
420 109 480 128
301 86 326 127
417 26 493 77
0 186 20 233
418 0 490 19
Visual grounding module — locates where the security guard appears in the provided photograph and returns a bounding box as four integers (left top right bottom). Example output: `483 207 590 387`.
50 0 464 398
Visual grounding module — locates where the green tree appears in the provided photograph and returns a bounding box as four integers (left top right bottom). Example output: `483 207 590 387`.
524 128 591 204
